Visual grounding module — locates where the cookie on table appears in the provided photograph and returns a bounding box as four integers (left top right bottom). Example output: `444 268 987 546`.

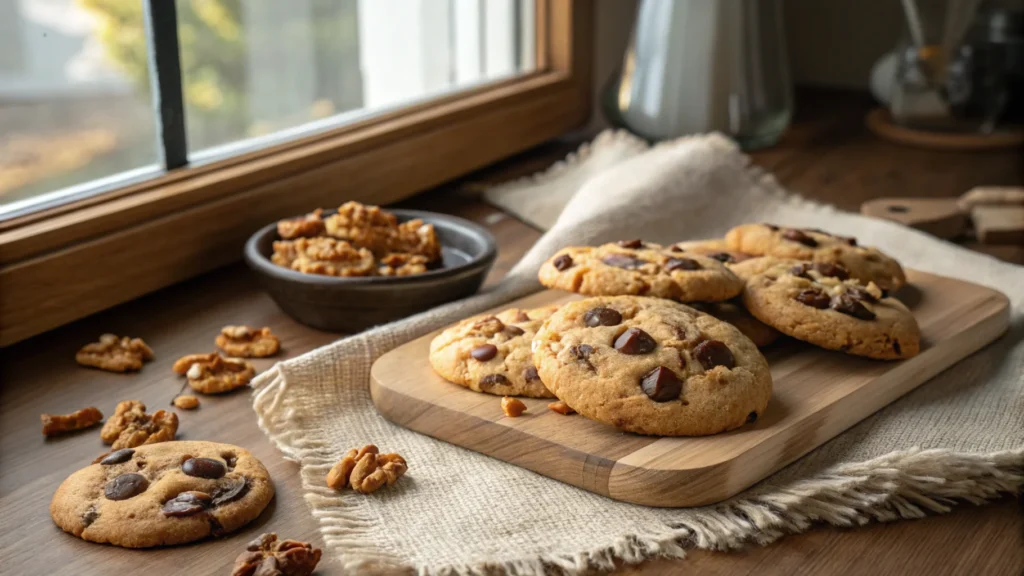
532 296 772 436
741 259 920 360
50 441 274 548
725 223 906 291
669 239 756 265
538 240 744 303
429 305 560 398
690 301 781 348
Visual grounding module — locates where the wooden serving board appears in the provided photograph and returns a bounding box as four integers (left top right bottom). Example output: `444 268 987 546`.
370 270 1009 507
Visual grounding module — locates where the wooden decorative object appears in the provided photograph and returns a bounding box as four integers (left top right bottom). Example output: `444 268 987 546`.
860 198 967 239
866 108 1024 151
370 270 1009 507
861 186 1024 244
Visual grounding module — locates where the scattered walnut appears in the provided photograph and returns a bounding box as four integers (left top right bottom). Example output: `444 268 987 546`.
231 533 322 576
326 444 407 494
271 237 376 277
547 401 576 415
75 334 154 373
100 400 178 449
41 406 103 436
377 252 430 276
171 395 200 410
276 208 326 239
215 325 280 358
501 397 527 418
175 352 255 394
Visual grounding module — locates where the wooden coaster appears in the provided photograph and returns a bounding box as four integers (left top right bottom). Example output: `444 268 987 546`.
866 108 1024 151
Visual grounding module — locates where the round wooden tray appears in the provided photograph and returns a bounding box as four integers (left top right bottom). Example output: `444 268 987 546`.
866 108 1024 151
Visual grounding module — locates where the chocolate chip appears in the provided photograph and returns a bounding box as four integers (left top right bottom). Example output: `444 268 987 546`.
782 229 818 247
570 344 594 360
763 223 780 231
99 448 135 465
830 294 876 320
104 473 149 501
162 491 212 517
480 374 510 389
893 339 902 355
845 286 878 303
708 252 734 263
182 457 227 479
794 289 830 309
845 237 858 246
602 254 646 269
665 257 701 271
641 367 683 402
82 506 99 527
789 262 813 279
813 262 849 280
470 344 498 361
584 307 622 327
504 325 525 337
693 340 735 369
552 254 574 271
617 239 643 249
746 411 758 424
670 245 684 252
879 289 889 299
212 477 248 506
523 366 540 382
614 328 657 355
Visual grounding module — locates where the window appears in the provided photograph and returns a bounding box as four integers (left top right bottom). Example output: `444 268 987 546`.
0 0 590 346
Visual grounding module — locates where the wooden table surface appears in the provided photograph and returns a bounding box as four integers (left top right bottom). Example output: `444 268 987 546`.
1 89 1021 575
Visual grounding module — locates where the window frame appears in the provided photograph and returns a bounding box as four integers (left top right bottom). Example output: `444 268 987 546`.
0 0 592 346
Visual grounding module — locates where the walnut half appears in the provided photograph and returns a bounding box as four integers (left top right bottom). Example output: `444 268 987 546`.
232 533 322 576
41 406 104 436
325 445 407 494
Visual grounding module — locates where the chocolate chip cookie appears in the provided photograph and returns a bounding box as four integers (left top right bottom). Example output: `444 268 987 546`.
538 241 744 303
429 306 559 398
725 223 907 291
50 441 274 548
741 259 920 359
532 296 772 436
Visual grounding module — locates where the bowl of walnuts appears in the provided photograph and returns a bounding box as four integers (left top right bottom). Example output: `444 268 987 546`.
245 201 497 332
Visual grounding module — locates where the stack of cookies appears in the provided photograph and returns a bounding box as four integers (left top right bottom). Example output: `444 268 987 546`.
429 225 921 437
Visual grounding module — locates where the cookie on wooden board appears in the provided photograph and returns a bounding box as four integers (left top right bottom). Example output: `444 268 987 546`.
690 301 782 348
725 223 906 291
741 259 920 360
538 240 744 303
50 441 274 548
532 296 772 436
429 305 560 398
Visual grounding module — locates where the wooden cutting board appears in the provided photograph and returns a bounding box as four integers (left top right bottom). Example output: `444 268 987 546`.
370 270 1010 507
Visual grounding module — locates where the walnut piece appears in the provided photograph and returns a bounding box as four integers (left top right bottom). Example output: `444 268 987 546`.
501 397 527 418
100 400 178 449
231 533 322 576
175 352 255 394
171 395 200 410
325 444 407 494
271 237 376 277
324 201 441 261
215 325 280 358
547 400 576 415
377 252 430 276
75 334 154 373
276 208 325 239
41 406 104 436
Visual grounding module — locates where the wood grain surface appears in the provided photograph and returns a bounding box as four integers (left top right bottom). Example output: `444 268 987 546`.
371 272 1009 507
1 89 1021 575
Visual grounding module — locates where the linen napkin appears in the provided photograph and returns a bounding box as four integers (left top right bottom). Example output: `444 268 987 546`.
252 132 1023 575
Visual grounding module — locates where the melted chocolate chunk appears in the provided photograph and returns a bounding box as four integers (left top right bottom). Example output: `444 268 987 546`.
831 294 876 320
212 477 248 506
584 307 622 327
104 473 149 501
746 411 758 424
470 344 498 361
613 328 657 355
479 374 511 389
794 289 831 309
782 229 818 247
602 254 646 269
893 339 902 355
813 262 849 280
504 325 525 337
665 257 701 271
523 366 540 382
693 340 735 370
82 506 99 527
845 286 878 303
670 245 684 252
552 254 574 271
99 448 135 466
569 344 595 370
182 457 227 479
789 262 814 279
617 239 644 249
641 366 683 402
162 491 212 517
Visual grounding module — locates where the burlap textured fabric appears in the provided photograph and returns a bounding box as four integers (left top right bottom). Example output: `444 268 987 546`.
252 132 1023 575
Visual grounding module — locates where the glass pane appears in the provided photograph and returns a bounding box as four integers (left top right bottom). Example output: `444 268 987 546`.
0 0 159 214
177 0 536 158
